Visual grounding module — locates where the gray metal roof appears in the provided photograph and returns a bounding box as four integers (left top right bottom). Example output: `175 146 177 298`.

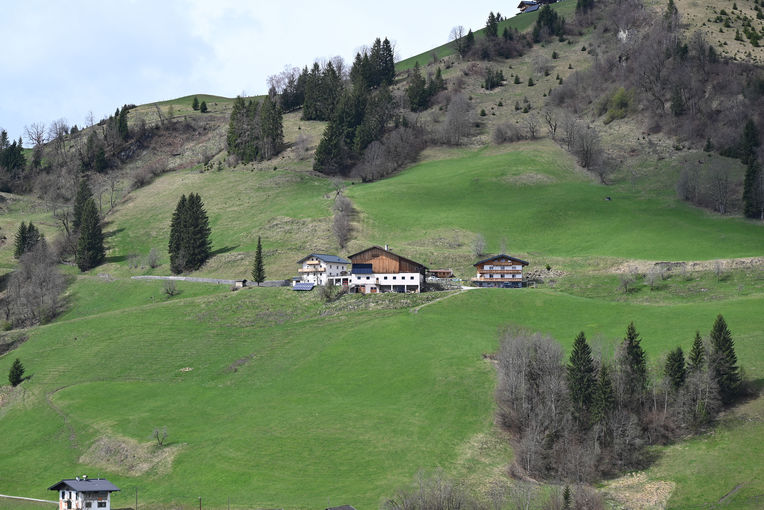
297 254 350 264
293 282 316 291
473 254 529 266
48 479 120 492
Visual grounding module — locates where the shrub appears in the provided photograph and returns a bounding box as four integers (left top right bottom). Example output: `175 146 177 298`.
493 123 524 144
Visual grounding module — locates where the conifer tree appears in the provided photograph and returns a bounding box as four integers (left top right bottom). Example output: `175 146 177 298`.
8 358 24 386
591 364 615 425
740 118 760 166
742 160 762 219
567 331 596 428
562 485 571 510
169 194 188 274
183 193 212 271
709 314 741 404
380 38 396 85
200 101 208 113
407 62 429 112
14 221 42 258
621 321 648 394
192 97 200 110
117 107 129 140
260 95 283 159
73 179 94 232
76 198 105 271
465 29 475 53
252 236 265 286
688 331 705 372
664 347 687 390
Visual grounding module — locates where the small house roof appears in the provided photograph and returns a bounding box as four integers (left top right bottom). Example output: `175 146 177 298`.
348 246 428 271
297 254 350 264
49 479 120 493
293 282 316 291
523 4 540 12
518 1 538 6
473 254 529 267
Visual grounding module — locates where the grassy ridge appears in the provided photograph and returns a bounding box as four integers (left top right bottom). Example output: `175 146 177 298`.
395 2 577 71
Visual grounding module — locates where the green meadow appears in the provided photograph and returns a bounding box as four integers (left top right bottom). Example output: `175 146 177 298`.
0 136 762 509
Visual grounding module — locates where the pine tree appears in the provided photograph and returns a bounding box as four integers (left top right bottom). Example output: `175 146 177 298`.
14 221 42 258
622 321 648 393
73 179 94 232
13 222 28 259
200 101 208 113
183 193 212 271
380 38 396 85
742 160 762 219
567 331 596 428
192 97 200 110
486 11 499 38
709 314 741 404
562 485 571 510
591 364 615 425
260 95 283 159
688 331 705 372
117 107 129 140
169 194 188 274
8 358 24 386
665 347 687 390
407 62 429 112
465 29 475 53
252 236 265 286
76 198 105 271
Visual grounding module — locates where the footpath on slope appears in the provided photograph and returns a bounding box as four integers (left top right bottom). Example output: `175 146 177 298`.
131 275 288 287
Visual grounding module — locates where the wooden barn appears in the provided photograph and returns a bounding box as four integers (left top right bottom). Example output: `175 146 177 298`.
471 254 529 288
348 245 428 293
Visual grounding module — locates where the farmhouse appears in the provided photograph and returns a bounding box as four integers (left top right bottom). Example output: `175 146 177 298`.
49 477 120 510
428 268 454 278
348 245 427 293
471 254 529 288
294 254 351 287
517 1 539 13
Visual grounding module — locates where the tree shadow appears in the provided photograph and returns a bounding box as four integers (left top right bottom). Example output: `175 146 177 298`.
210 245 239 256
103 227 125 239
105 255 127 263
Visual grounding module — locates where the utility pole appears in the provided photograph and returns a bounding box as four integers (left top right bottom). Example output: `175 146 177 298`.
135 487 138 510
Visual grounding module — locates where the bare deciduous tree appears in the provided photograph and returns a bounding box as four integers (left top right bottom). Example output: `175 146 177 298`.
153 427 167 447
24 123 47 147
524 113 540 139
574 125 603 169
449 26 466 57
473 233 486 258
543 110 558 139
443 93 471 145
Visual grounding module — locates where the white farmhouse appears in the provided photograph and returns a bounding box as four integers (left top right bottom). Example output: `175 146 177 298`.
49 477 120 510
295 254 351 287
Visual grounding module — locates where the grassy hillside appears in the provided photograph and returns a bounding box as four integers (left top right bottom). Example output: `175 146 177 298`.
1 285 762 509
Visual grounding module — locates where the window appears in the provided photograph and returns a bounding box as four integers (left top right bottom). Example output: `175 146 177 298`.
410 276 415 280
384 276 388 280
86 502 92 508
98 502 107 508
366 276 370 280
392 276 397 280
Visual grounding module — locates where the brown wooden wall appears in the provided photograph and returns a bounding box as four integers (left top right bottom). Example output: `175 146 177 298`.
351 247 424 273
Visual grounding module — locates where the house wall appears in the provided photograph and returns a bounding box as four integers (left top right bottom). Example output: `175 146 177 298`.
351 272 423 293
297 257 349 285
59 491 110 510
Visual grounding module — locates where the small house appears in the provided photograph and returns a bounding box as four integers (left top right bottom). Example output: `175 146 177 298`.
428 269 454 279
471 254 529 288
517 1 538 12
348 245 427 293
49 477 120 510
295 254 351 287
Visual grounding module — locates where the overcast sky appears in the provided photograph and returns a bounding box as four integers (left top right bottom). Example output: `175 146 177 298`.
1 1 520 143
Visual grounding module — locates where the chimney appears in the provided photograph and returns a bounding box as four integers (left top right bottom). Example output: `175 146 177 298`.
384 244 389 251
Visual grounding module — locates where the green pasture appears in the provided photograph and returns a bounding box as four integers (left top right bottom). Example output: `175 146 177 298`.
0 285 762 509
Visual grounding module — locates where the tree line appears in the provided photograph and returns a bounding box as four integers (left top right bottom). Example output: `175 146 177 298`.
496 316 743 482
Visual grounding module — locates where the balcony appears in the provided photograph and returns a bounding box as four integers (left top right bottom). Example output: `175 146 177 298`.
298 267 325 273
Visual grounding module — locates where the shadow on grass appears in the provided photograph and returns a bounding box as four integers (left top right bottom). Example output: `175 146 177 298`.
103 227 125 239
105 255 127 263
211 245 239 256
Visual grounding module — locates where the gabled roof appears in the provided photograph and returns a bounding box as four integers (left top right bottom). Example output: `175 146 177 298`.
473 254 529 266
523 4 540 12
348 246 428 271
293 282 316 291
49 479 120 493
297 254 350 264
518 0 538 6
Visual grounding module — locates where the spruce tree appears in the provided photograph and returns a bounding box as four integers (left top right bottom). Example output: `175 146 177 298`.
169 194 188 274
381 38 396 85
8 358 24 386
13 222 28 259
664 347 687 390
486 11 499 38
76 198 105 272
591 364 615 425
709 314 741 404
688 331 705 372
73 179 94 232
252 236 265 286
742 160 762 219
740 118 760 166
567 331 596 428
562 485 571 510
192 96 200 110
117 107 129 140
183 193 212 271
465 29 475 53
200 101 208 113
622 321 648 394
14 221 42 258
407 62 429 112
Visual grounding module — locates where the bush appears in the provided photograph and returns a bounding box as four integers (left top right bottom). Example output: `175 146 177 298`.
163 280 179 297
493 123 524 144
